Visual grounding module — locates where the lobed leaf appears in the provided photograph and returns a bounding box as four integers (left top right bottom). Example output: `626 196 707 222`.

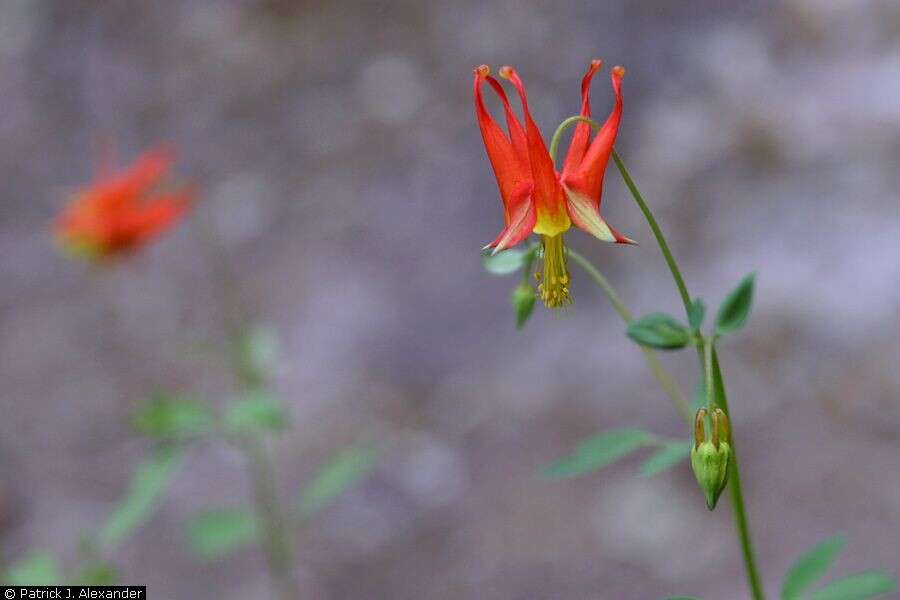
239 325 281 383
640 442 690 477
224 391 289 436
715 273 756 335
512 283 536 330
131 393 213 440
186 508 260 561
808 570 896 600
543 429 653 479
298 445 378 518
688 298 706 330
482 249 528 275
627 313 692 350
99 447 184 550
781 535 846 599
6 551 61 585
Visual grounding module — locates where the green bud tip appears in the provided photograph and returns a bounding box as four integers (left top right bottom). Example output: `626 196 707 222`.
691 408 731 510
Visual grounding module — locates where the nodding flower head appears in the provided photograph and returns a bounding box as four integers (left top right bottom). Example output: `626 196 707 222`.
54 146 193 261
473 60 633 309
691 407 731 510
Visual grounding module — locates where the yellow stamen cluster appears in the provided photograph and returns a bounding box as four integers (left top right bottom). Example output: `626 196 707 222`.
537 234 571 308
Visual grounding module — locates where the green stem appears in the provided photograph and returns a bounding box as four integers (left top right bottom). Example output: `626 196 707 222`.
703 337 714 411
567 248 690 423
195 218 298 600
548 115 591 163
241 436 298 600
612 151 765 600
611 149 691 314
712 349 765 599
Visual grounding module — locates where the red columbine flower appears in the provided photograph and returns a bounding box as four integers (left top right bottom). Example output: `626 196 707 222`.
54 146 193 261
474 60 633 307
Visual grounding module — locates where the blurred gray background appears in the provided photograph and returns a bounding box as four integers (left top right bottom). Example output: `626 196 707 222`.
1 0 899 598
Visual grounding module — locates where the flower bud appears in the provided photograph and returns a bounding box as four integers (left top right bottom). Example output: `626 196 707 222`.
511 281 536 329
690 408 731 510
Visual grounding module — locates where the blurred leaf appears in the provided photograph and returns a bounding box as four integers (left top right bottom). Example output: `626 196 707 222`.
186 508 260 561
715 273 756 335
131 393 213 440
76 561 118 585
627 313 692 350
688 298 706 330
808 571 896 600
224 391 288 436
6 551 61 585
512 283 536 330
239 325 280 383
99 447 184 550
298 445 378 518
640 442 690 477
482 249 527 275
543 429 653 479
781 535 846 599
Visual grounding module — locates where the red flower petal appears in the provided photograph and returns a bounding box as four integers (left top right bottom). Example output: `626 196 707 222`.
562 66 624 208
499 66 570 237
473 66 533 230
561 59 603 178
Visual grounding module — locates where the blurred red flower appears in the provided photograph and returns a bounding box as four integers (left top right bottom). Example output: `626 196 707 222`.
54 147 192 261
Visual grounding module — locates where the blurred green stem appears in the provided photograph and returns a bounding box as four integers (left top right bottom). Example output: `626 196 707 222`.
240 436 298 600
195 217 298 600
566 248 690 422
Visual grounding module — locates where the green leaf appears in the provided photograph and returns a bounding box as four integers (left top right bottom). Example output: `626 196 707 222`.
186 508 260 561
627 313 692 350
482 249 527 275
76 561 118 585
512 283 536 330
131 393 213 440
781 535 846 599
640 441 690 476
99 447 183 550
239 325 280 383
808 571 896 600
224 391 288 436
6 551 61 585
298 445 378 518
715 273 756 335
543 429 654 479
688 298 706 330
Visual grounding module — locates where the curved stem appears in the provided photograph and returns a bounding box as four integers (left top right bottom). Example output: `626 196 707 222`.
548 115 592 163
567 248 690 422
612 152 765 600
611 149 691 314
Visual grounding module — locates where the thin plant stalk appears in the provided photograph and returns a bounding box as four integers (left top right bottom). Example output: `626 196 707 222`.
566 248 690 422
193 216 299 600
550 116 765 599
